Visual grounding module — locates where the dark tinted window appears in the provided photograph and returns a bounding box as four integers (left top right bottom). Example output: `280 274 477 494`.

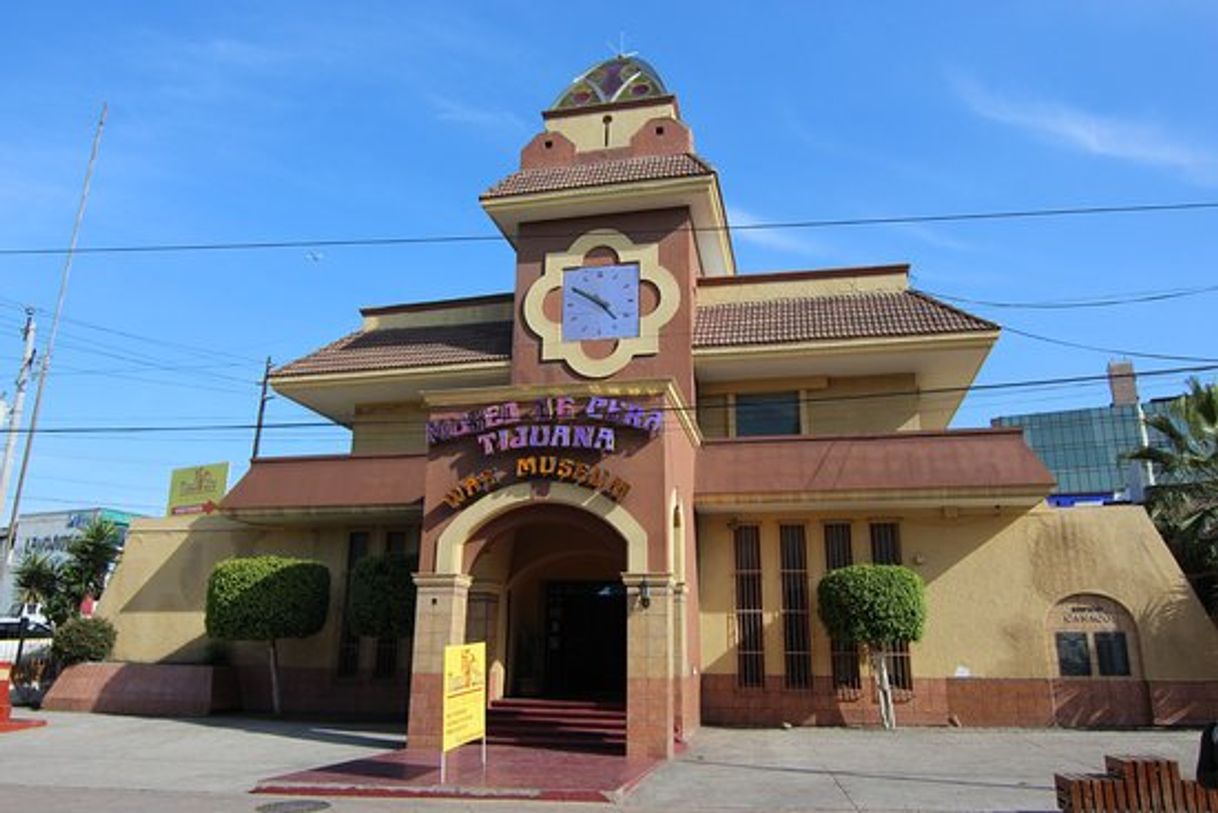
1095 632 1131 676
1056 632 1092 676
735 392 800 437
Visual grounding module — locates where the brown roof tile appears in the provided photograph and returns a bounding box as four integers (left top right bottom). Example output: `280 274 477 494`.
693 290 997 348
482 153 713 199
272 322 512 378
222 454 426 512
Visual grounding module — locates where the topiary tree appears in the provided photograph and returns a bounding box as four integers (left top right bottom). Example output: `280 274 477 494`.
205 556 330 715
818 564 927 730
348 554 418 640
52 616 117 665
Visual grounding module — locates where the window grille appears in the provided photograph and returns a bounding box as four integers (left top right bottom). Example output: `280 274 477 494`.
831 639 862 695
733 524 765 688
823 522 853 570
372 527 420 678
882 640 914 694
779 525 812 689
869 522 902 564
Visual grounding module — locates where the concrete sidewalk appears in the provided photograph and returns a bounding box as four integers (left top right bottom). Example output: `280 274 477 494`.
0 711 1204 811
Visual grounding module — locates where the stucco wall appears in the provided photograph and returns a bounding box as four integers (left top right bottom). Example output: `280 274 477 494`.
697 504 1218 683
97 515 351 669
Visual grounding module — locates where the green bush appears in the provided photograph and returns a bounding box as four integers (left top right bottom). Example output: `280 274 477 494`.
817 564 927 646
205 556 330 642
52 616 117 665
348 554 417 639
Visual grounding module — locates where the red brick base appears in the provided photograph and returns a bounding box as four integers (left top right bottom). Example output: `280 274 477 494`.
42 663 239 716
701 674 1218 728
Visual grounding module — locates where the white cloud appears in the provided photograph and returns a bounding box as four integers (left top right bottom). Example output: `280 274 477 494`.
952 75 1218 184
427 95 528 137
726 205 832 259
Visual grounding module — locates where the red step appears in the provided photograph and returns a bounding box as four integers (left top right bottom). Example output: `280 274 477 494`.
487 698 626 755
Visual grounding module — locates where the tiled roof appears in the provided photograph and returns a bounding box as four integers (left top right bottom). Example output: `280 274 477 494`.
272 322 513 378
693 290 997 348
482 153 713 199
274 290 995 379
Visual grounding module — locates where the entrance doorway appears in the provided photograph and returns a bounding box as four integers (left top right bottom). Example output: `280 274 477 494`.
544 581 626 699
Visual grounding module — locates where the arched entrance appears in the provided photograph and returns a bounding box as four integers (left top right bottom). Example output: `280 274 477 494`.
466 503 628 702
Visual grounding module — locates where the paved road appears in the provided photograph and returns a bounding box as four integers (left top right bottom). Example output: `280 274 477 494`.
0 711 1204 811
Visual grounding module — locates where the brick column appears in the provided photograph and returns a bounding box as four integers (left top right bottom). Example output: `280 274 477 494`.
623 572 675 760
406 573 472 754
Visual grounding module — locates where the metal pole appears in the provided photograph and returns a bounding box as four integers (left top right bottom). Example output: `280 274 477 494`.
251 356 272 460
4 104 107 566
0 311 37 557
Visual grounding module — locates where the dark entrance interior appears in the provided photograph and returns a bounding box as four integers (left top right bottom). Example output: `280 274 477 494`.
543 581 626 699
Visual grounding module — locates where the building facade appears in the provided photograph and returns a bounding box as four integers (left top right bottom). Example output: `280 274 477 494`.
95 56 1218 758
993 362 1180 504
1 507 140 616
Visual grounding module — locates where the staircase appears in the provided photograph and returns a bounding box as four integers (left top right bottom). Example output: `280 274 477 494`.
487 697 626 754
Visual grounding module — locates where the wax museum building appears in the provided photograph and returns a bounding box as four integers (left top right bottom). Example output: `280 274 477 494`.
88 56 1218 759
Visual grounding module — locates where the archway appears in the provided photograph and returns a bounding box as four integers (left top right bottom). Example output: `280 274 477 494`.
466 502 628 702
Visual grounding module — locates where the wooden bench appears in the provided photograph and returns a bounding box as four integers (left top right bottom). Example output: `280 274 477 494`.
1057 755 1218 812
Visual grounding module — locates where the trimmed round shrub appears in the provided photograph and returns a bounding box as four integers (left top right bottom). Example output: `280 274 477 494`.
817 564 927 646
205 556 330 642
348 554 417 639
52 616 117 664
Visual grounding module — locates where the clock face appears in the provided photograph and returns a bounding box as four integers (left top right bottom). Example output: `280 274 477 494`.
562 263 640 341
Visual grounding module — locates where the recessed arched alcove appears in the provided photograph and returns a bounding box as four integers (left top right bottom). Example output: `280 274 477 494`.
464 501 629 703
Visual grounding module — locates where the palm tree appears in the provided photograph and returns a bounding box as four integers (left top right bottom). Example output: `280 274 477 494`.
53 518 122 624
1130 378 1218 608
12 551 62 676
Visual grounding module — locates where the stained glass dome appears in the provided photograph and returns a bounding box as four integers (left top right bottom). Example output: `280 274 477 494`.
549 55 669 111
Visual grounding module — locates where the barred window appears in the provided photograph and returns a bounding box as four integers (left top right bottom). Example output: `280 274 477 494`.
337 531 370 677
870 522 902 564
373 528 420 678
824 522 853 570
831 639 862 694
883 640 914 693
779 525 812 689
734 524 765 688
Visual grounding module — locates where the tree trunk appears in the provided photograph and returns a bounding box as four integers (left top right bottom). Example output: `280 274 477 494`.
12 616 28 685
871 648 896 730
268 639 281 716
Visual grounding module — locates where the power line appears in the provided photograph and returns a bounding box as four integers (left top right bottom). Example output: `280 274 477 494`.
0 200 1215 257
0 362 1210 436
1001 326 1218 364
922 283 1218 310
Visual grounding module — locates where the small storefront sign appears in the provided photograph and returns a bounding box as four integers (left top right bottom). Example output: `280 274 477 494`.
441 641 486 781
166 462 229 516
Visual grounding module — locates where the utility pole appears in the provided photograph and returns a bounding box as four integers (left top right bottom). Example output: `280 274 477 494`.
3 104 107 570
0 311 36 560
251 356 273 460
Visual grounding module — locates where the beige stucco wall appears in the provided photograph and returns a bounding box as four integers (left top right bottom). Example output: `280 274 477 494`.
698 504 1218 682
97 515 353 670
351 400 428 454
695 373 920 439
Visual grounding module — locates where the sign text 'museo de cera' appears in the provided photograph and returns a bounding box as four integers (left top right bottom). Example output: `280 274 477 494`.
429 396 662 509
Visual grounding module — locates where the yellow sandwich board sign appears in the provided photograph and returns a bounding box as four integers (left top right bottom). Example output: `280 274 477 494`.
442 641 486 753
166 462 229 516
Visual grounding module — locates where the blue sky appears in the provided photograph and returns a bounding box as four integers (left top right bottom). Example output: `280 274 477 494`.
1 2 1216 517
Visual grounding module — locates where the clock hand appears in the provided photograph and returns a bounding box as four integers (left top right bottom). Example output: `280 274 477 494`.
571 286 616 317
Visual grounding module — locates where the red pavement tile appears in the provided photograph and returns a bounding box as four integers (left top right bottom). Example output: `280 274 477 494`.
253 743 663 803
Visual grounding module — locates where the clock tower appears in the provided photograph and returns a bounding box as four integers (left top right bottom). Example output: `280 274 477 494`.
480 54 734 397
